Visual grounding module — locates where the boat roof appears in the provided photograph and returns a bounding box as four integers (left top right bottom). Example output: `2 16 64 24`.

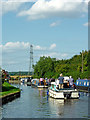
31 79 39 81
77 79 90 81
64 76 69 80
51 82 56 85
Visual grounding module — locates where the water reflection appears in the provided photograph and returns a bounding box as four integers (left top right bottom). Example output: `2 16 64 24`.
38 88 46 97
79 92 89 97
48 96 81 117
48 97 64 117
37 88 47 107
2 84 88 118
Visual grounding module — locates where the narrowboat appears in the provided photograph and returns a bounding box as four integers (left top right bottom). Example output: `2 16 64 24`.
31 79 48 88
20 77 31 85
48 81 79 99
76 79 90 92
20 78 25 83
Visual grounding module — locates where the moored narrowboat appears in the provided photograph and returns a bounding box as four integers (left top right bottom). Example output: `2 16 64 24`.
31 79 48 88
76 79 90 92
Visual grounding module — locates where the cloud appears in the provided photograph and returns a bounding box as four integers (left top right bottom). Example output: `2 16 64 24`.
33 45 47 51
1 1 22 15
1 42 30 52
18 0 88 20
50 21 60 27
0 42 57 53
49 43 56 50
39 52 68 60
40 52 58 57
83 22 90 27
81 14 86 18
1 0 37 15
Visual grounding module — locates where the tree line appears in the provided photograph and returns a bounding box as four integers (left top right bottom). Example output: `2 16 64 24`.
33 50 90 81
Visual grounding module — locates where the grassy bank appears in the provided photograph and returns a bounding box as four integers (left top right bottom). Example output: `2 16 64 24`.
0 82 20 98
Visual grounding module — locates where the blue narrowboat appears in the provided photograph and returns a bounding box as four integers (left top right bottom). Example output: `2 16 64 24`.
76 79 90 92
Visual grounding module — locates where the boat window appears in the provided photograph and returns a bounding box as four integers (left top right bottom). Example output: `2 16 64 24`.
82 82 84 85
36 81 37 84
77 81 78 85
34 80 36 84
84 82 86 86
87 82 89 86
80 81 81 85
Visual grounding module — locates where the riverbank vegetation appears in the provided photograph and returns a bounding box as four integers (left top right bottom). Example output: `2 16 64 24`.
0 82 20 98
33 50 90 81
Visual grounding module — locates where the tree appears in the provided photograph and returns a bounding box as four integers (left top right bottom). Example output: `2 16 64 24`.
33 50 89 80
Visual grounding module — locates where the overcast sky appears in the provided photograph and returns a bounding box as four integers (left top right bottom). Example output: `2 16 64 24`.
0 0 88 72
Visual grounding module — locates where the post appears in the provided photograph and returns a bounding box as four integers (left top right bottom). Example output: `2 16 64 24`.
82 50 84 73
18 71 20 89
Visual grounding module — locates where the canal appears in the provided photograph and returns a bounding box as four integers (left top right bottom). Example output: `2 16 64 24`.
1 84 89 118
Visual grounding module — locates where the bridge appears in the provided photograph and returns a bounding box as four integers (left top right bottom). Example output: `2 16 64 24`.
10 75 32 79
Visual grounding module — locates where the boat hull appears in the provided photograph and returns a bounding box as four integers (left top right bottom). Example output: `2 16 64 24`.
76 86 90 92
49 89 64 99
37 85 48 88
31 84 48 88
49 88 79 99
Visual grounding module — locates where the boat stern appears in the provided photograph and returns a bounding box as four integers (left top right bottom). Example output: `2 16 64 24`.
70 90 79 99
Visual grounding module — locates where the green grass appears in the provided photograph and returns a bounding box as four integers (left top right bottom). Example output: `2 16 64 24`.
0 82 20 98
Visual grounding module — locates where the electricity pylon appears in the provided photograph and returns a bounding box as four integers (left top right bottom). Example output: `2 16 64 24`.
28 45 33 75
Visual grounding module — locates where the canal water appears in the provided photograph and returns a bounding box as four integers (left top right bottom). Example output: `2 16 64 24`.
1 84 89 118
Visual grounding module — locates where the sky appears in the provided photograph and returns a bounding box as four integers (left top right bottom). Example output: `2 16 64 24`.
0 0 89 72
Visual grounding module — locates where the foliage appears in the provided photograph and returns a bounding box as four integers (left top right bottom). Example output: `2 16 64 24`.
33 50 89 81
2 82 18 91
34 56 55 78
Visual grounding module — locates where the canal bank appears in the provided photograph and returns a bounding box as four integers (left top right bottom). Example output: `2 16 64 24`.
2 83 89 118
1 91 20 105
0 82 21 105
